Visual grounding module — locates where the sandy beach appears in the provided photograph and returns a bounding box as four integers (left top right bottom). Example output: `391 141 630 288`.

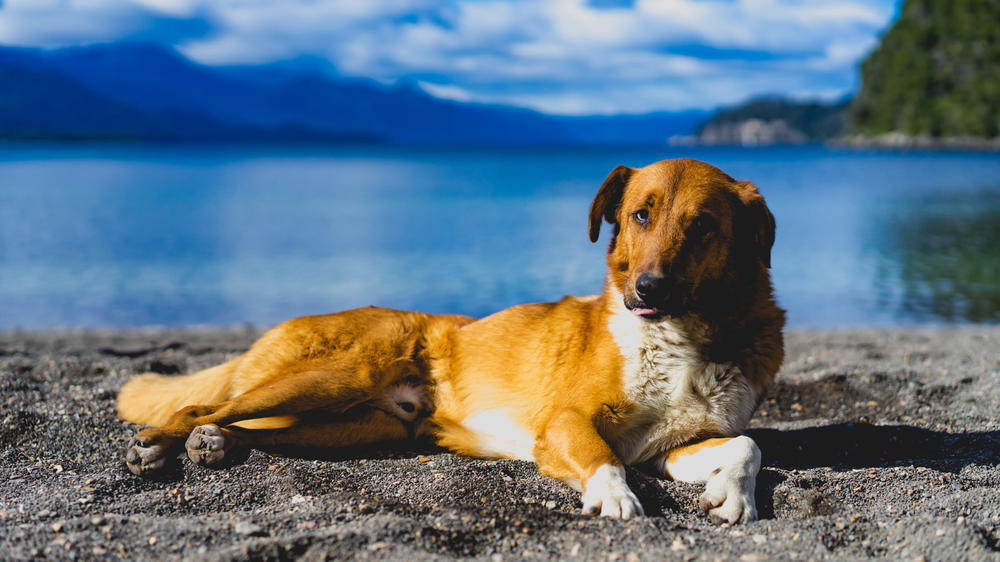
1 327 998 561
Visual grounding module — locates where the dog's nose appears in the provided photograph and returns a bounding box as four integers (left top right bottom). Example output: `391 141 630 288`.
635 273 667 300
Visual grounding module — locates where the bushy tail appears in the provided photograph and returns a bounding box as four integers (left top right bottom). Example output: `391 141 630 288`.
116 359 239 427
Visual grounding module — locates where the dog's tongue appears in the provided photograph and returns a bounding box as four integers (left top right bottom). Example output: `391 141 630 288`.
630 307 659 317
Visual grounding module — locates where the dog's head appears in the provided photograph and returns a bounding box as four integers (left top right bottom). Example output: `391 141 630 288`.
589 158 775 320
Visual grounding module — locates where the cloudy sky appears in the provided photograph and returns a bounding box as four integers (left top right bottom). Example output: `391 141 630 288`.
0 0 900 115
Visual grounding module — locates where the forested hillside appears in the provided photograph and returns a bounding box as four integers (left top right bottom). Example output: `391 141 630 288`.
849 0 1000 138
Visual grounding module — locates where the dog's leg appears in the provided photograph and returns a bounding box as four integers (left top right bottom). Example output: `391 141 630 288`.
195 407 411 458
534 409 643 519
659 436 761 525
126 369 372 476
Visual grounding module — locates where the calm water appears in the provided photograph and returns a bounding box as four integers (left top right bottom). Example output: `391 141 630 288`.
1 145 999 328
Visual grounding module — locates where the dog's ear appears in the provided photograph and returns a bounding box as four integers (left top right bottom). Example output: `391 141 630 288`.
735 181 776 268
589 165 634 243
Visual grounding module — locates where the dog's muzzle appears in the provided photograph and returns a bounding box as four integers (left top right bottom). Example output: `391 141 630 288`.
627 273 688 319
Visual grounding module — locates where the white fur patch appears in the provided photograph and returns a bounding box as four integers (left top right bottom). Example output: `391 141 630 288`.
663 436 761 524
605 287 758 464
580 464 643 519
379 383 428 423
663 435 759 482
461 408 536 461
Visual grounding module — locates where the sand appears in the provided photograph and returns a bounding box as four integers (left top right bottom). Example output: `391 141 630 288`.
1 326 998 561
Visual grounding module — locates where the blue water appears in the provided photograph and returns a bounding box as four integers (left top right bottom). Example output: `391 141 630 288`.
2 145 999 328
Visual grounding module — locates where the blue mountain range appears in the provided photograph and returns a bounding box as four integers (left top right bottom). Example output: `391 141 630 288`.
0 42 707 145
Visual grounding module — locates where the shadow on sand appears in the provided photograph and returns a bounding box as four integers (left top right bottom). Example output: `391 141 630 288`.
747 422 1000 471
746 422 1000 519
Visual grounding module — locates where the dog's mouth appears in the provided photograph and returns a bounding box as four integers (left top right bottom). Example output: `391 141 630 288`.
626 304 664 320
623 289 689 321
623 294 668 320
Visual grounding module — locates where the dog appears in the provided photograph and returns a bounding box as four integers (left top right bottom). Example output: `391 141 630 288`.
117 158 784 524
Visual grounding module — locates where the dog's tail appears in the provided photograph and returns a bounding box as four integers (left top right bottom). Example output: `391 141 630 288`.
116 358 239 427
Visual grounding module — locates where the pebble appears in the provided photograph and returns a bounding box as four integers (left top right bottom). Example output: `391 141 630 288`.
234 521 266 536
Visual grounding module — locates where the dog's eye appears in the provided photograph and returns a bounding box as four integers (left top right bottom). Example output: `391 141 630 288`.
691 215 717 237
632 209 650 225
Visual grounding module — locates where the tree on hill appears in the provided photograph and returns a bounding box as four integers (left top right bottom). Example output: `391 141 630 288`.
849 0 1000 138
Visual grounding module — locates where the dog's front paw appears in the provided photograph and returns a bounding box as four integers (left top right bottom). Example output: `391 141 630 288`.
125 429 179 476
581 464 644 519
699 467 757 525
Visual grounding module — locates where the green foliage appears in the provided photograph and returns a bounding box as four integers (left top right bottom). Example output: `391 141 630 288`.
850 0 1000 138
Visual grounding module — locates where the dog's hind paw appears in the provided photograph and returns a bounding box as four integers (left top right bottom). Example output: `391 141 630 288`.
125 431 178 476
186 424 242 467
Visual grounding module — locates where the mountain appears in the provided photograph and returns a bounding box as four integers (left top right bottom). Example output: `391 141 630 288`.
696 97 847 146
0 42 705 145
849 0 1000 139
0 57 160 141
559 111 709 145
0 55 373 143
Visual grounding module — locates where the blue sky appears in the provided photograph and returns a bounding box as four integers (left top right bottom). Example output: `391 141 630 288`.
0 0 901 114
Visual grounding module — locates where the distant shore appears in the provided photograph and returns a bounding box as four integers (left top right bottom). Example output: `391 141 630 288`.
671 127 1000 151
1 326 998 560
832 133 1000 151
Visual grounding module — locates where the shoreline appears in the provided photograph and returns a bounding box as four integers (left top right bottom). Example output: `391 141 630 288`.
668 129 1000 151
1 327 998 560
831 133 1000 151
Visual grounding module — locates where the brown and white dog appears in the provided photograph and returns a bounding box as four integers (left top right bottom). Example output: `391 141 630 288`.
117 158 784 524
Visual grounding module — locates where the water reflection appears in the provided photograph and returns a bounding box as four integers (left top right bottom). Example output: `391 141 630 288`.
876 190 1000 322
2 145 1000 327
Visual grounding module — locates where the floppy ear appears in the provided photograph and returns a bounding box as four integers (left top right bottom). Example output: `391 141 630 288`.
588 165 634 243
735 181 776 268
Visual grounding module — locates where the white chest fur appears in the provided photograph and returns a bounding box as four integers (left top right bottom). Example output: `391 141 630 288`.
606 292 758 465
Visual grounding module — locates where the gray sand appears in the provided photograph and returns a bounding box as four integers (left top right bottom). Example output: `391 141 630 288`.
1 327 998 561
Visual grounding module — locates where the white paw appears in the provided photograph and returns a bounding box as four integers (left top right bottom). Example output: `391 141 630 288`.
699 466 757 525
581 464 644 519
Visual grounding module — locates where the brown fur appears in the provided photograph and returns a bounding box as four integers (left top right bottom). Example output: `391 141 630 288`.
118 158 784 520
590 159 784 394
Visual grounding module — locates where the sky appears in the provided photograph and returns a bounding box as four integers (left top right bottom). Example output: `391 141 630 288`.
0 0 901 115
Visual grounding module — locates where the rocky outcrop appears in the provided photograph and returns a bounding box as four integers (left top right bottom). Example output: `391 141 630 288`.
698 118 808 146
695 97 846 146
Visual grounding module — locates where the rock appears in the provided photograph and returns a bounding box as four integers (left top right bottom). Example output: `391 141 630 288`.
233 521 266 537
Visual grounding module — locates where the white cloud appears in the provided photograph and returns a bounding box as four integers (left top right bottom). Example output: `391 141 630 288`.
418 81 474 102
0 0 899 113
0 0 149 46
131 0 201 17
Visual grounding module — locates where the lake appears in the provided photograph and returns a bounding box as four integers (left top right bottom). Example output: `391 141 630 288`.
1 144 999 328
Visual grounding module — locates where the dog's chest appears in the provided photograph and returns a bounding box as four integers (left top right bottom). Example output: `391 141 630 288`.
606 311 758 465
